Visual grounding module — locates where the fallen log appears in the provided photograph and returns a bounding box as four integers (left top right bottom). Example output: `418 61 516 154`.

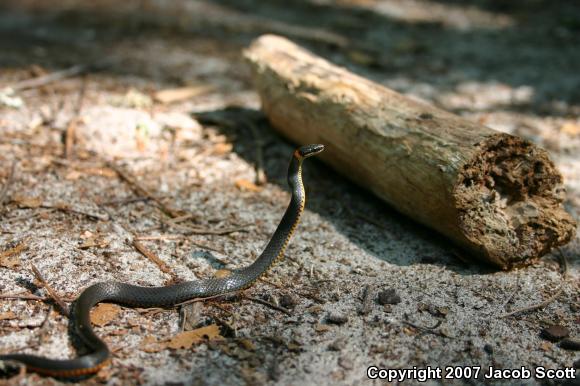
244 34 576 269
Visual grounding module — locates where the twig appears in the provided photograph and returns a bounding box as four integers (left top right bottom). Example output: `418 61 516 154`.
162 219 251 236
245 120 267 186
107 162 180 218
175 292 234 307
0 162 16 217
64 76 88 159
15 305 54 329
0 293 75 302
41 204 107 221
209 302 233 315
258 277 283 289
191 240 226 255
243 295 291 315
30 264 70 316
2 208 56 224
99 196 153 206
135 234 185 241
134 233 229 254
403 320 452 339
9 63 95 91
0 293 46 301
136 234 227 256
500 250 568 318
132 239 177 282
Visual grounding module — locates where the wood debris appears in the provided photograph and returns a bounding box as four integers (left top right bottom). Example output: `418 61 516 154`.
154 85 215 104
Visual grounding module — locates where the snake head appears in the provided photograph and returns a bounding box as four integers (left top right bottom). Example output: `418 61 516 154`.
296 144 325 159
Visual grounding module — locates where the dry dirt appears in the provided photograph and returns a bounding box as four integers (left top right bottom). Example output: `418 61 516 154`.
0 1 578 385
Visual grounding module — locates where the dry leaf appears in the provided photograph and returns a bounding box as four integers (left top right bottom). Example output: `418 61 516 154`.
90 303 121 327
235 179 262 192
167 324 222 349
154 85 215 104
0 311 17 320
0 242 26 268
13 195 42 208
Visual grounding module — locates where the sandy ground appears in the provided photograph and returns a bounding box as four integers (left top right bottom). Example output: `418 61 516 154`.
0 1 578 385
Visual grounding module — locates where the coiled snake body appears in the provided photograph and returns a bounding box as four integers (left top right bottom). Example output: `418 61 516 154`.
0 144 324 377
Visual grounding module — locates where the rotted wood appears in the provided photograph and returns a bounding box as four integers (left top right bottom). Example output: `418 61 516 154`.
244 34 576 269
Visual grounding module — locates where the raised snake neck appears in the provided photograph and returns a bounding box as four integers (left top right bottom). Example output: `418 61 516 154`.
0 144 324 377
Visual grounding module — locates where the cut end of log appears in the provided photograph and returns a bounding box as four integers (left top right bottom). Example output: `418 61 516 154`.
244 34 577 269
455 134 576 269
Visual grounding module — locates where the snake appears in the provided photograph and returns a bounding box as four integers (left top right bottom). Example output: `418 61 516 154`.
0 144 324 377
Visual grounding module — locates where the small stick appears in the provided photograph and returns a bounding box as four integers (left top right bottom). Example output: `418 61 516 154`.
209 302 233 315
500 286 564 318
9 64 93 91
190 240 226 255
258 277 283 289
41 204 107 221
99 196 153 206
107 162 180 218
0 162 16 217
0 293 75 302
243 295 291 315
403 320 452 339
132 239 177 282
135 234 185 241
2 208 56 223
0 293 46 301
30 264 70 316
64 76 88 159
500 251 569 318
175 292 234 307
162 220 251 236
245 120 267 186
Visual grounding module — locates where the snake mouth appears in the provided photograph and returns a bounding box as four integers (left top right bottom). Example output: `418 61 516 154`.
298 144 325 158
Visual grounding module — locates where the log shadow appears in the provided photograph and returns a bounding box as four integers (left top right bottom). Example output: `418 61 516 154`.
194 106 499 275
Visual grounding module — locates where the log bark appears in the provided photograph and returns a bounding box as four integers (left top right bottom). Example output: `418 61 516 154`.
244 34 577 269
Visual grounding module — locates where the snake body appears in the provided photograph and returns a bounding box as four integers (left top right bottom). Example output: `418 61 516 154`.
0 144 324 377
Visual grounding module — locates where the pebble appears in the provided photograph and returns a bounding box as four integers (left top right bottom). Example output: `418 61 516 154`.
329 337 347 351
279 294 298 309
326 311 349 325
338 356 354 370
541 325 570 342
377 288 401 305
483 344 493 354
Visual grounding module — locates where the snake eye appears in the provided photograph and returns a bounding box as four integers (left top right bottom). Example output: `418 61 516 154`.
298 144 325 158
